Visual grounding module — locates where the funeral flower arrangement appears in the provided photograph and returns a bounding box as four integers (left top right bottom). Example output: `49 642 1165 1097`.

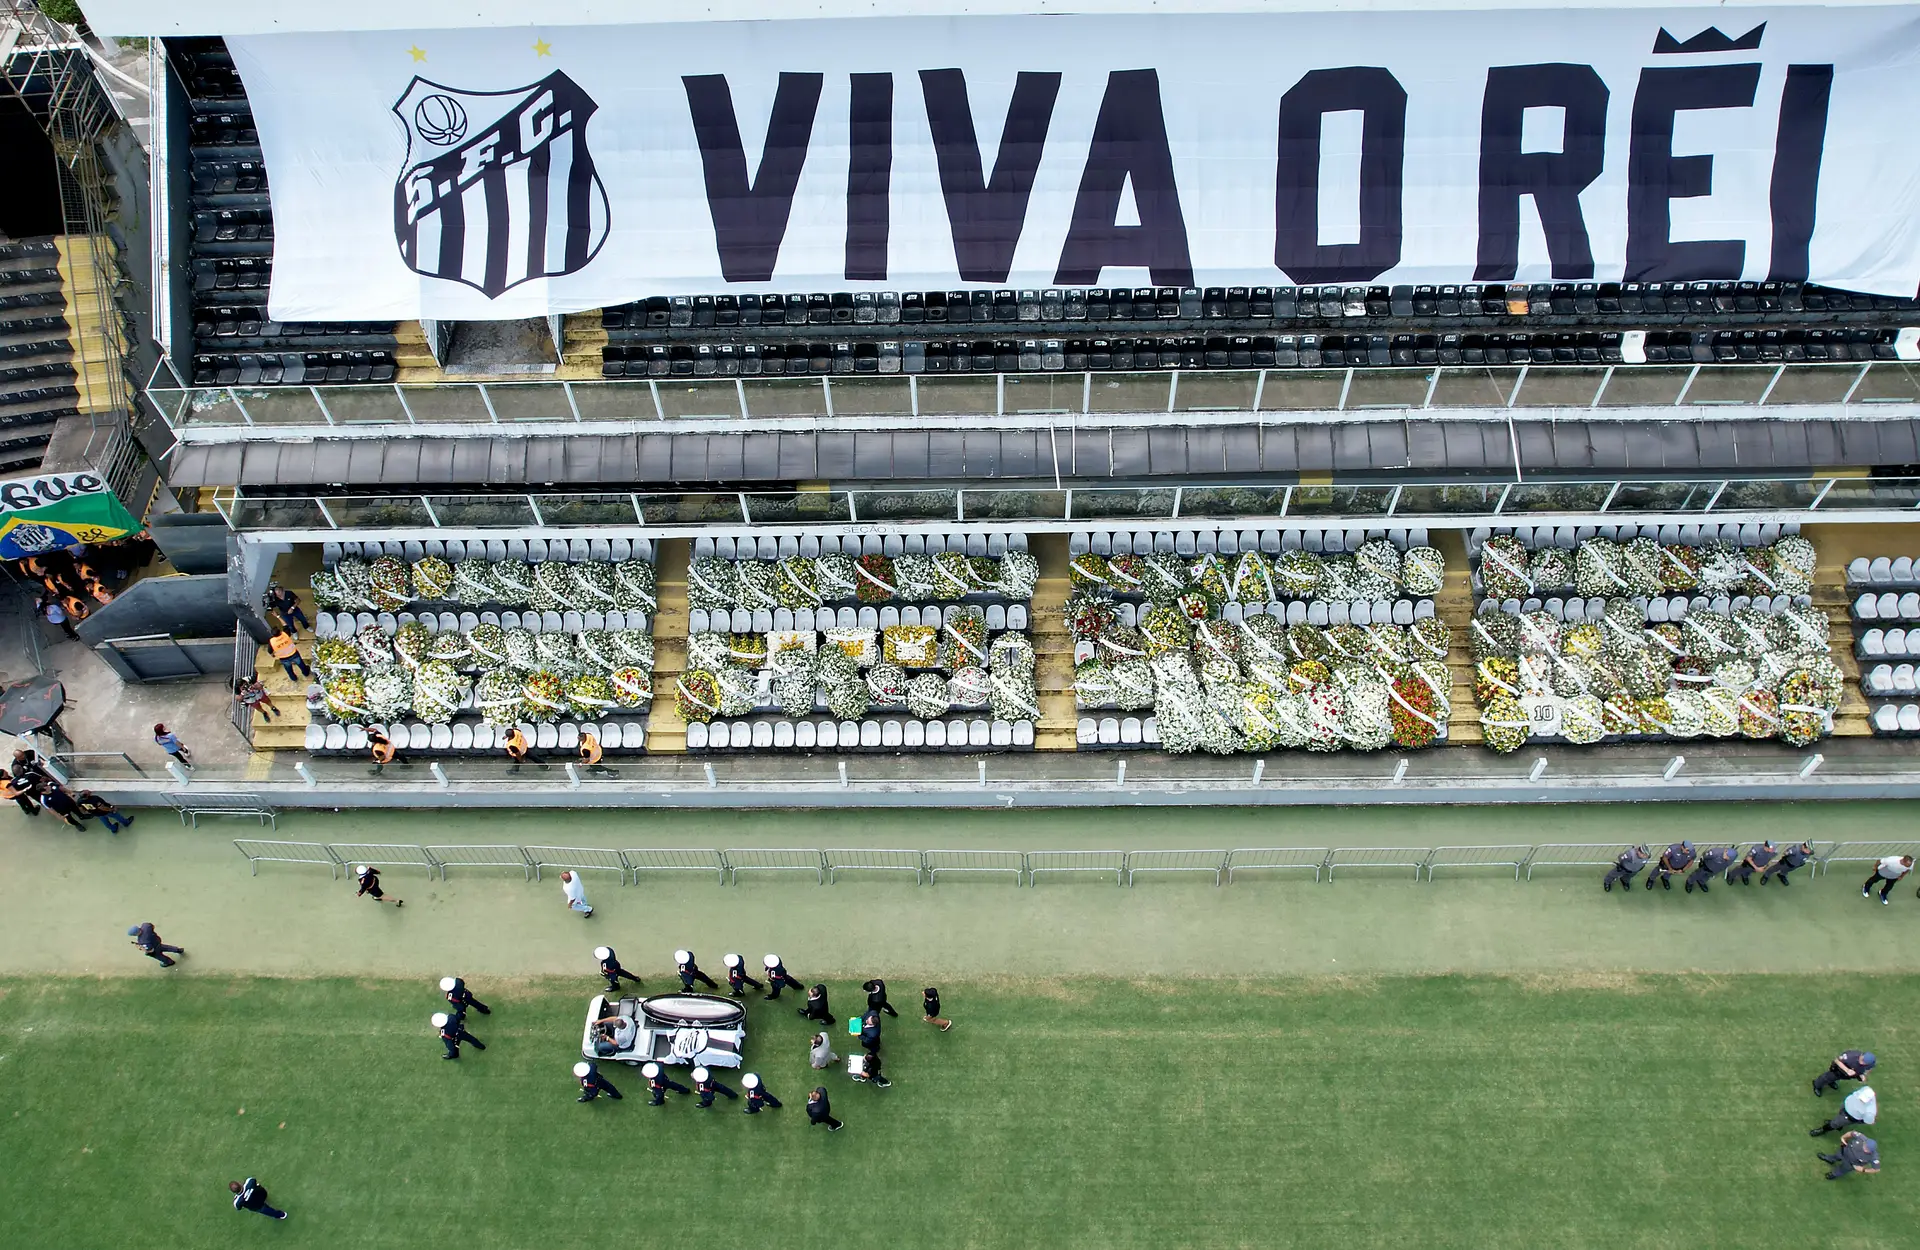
316 554 656 617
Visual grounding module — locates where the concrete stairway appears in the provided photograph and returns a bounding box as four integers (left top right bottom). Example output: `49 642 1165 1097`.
1026 533 1078 750
642 538 691 753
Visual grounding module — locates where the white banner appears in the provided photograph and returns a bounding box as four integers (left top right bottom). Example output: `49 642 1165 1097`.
227 8 1920 320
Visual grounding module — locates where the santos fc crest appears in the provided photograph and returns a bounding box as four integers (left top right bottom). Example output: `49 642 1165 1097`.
392 71 610 298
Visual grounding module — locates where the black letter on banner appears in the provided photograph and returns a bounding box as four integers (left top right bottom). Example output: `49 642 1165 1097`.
1625 64 1760 281
846 73 893 281
1274 68 1407 284
1475 64 1609 281
1768 64 1833 283
1053 70 1193 286
921 69 1062 283
683 73 826 283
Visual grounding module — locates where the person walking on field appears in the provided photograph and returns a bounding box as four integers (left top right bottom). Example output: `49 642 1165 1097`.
675 950 719 991
1812 1085 1877 1138
810 1031 839 1070
152 724 192 768
229 1178 287 1221
560 870 593 918
863 977 898 1018
1813 1050 1875 1096
723 953 762 998
1863 854 1913 904
643 1062 690 1105
129 921 184 967
73 790 131 832
806 1086 843 1131
799 983 835 1027
1818 1130 1880 1181
693 1066 738 1108
596 946 640 991
434 1011 484 1059
742 1072 781 1114
1727 841 1775 886
441 976 489 1017
575 1061 622 1103
1760 841 1814 886
923 987 954 1031
761 954 803 1000
268 626 312 681
355 864 403 907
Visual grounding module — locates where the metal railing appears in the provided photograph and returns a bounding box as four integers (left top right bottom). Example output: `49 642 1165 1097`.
230 623 255 746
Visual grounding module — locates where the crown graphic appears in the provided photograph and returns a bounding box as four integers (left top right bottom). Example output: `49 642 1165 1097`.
1653 23 1766 54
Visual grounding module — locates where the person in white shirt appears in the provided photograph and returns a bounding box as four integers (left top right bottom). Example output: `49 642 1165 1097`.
559 870 593 918
1812 1085 1878 1136
1862 855 1913 904
809 1031 839 1069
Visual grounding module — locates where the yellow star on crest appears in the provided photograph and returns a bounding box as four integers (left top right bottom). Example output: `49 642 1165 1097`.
532 39 552 57
407 46 427 63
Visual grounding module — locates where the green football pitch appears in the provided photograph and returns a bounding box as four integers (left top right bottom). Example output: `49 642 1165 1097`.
0 973 1912 1248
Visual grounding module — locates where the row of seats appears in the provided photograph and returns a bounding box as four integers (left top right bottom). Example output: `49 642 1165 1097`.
1862 664 1920 697
1468 522 1796 555
1854 592 1920 623
189 111 258 148
1072 527 1431 557
1845 557 1920 589
0 290 63 312
689 604 1029 635
1077 716 1162 746
324 537 654 565
191 311 394 340
0 361 73 386
686 717 1034 750
193 209 273 247
0 265 58 288
694 533 1023 560
190 159 268 197
601 281 1898 332
190 351 395 386
1857 628 1920 659
192 257 271 292
1477 593 1807 621
315 609 649 640
307 720 645 753
1870 704 1920 735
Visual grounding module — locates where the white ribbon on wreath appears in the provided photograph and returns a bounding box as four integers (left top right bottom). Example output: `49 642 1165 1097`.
1477 661 1521 698
854 561 896 598
1481 542 1533 592
615 566 658 609
610 670 651 702
1742 559 1778 592
991 671 1041 718
1644 627 1683 657
941 619 987 664
675 677 720 715
781 561 825 605
1735 693 1781 726
737 565 779 609
523 683 567 712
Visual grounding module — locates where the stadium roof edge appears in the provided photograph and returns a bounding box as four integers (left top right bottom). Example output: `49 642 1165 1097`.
83 0 1918 39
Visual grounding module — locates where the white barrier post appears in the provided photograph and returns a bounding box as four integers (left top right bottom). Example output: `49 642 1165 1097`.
1528 757 1548 782
565 762 581 791
1800 753 1824 778
1663 755 1685 781
1392 758 1409 783
978 760 987 787
167 760 192 785
430 761 449 789
1252 759 1265 784
294 761 317 789
1116 759 1127 786
838 761 849 788
704 762 716 789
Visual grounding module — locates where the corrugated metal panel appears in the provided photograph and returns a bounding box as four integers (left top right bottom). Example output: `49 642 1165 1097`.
887 430 928 480
1549 421 1593 470
705 433 745 481
312 441 354 484
1364 423 1407 470
1766 421 1811 468
669 434 707 480
486 440 527 484
1294 425 1334 471
1147 428 1185 475
1585 422 1625 468
168 445 213 485
380 439 422 484
962 430 1001 477
598 435 640 482
1067 428 1107 478
1872 421 1919 465
637 433 673 479
1838 420 1883 465
741 432 781 480
1690 421 1740 469
777 432 818 479
1405 421 1445 468
1258 426 1297 471
1221 426 1260 472
1110 429 1151 476
522 438 567 484
815 431 857 478
926 431 965 477
417 440 456 483
1187 427 1227 474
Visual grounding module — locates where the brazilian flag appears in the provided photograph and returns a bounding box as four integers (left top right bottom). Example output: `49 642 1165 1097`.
0 474 142 559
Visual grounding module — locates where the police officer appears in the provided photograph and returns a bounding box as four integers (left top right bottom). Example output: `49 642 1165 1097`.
762 954 804 1000
742 1072 781 1114
1818 1130 1880 1180
127 921 184 967
799 983 835 1026
1727 841 1776 886
596 946 642 993
859 1008 883 1055
693 1066 738 1107
1685 845 1737 894
433 1011 484 1060
1811 1084 1876 1137
1601 845 1649 892
1645 841 1695 890
862 977 898 1017
1760 841 1814 886
806 1086 843 1131
675 949 719 991
724 953 763 998
1813 1049 1876 1096
575 1060 622 1102
355 864 403 907
440 976 489 1018
643 1062 690 1105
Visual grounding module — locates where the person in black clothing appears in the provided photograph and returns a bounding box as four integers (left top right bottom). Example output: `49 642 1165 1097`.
851 1050 893 1089
807 1086 843 1131
440 976 489 1018
574 1061 622 1102
128 922 184 967
675 949 719 991
1 771 38 816
595 946 642 992
724 953 762 998
863 978 898 1017
742 1072 780 1114
1645 841 1695 890
798 984 835 1026
1602 845 1650 892
1818 1131 1881 1180
643 1062 690 1105
1685 845 1737 894
434 1011 484 1059
229 1178 287 1221
266 583 310 634
73 790 131 833
693 1066 738 1107
1760 841 1814 886
923 987 953 1031
1727 841 1776 886
354 864 403 907
39 784 86 830
762 954 804 1000
1813 1050 1876 1095
859 1009 883 1055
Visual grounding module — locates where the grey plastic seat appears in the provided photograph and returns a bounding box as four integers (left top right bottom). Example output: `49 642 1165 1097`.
858 607 878 628
685 722 708 750
882 534 904 557
1308 602 1329 626
1174 531 1197 556
986 605 1007 630
1089 532 1110 556
987 533 1007 557
1007 605 1028 630
1285 601 1307 625
837 608 857 629
1216 531 1237 555
324 724 348 750
879 606 900 629
924 534 945 555
323 541 343 567
815 608 836 631
795 720 817 749
689 609 710 633
1153 531 1175 553
1346 601 1368 626
1392 599 1414 625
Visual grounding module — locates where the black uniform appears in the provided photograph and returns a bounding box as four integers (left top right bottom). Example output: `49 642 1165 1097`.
1602 846 1649 891
1727 842 1776 885
598 949 642 992
677 953 719 991
129 922 184 967
799 984 835 1026
232 1178 287 1221
763 959 804 1000
1819 1133 1880 1180
744 1083 782 1114
577 1065 622 1102
647 1070 692 1105
859 1009 883 1055
863 978 898 1017
1813 1051 1875 1095
355 866 400 904
1761 843 1812 885
41 785 85 829
726 961 763 997
1685 846 1737 893
695 1073 738 1107
855 1051 893 1088
806 1087 843 1130
439 1018 484 1059
1646 843 1695 890
445 978 490 1017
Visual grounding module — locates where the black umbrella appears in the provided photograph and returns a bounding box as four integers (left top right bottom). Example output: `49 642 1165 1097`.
0 675 65 736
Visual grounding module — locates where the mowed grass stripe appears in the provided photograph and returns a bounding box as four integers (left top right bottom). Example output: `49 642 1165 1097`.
0 975 1912 1249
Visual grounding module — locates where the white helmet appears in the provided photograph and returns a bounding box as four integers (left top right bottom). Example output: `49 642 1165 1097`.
356 865 370 875
692 1066 710 1082
723 953 741 969
573 1062 592 1078
642 1062 661 1078
763 954 780 969
675 950 691 964
431 1013 449 1028
439 977 457 992
742 1073 761 1090
594 947 612 960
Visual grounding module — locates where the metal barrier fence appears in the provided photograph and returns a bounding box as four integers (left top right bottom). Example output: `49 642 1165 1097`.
226 841 1890 885
171 793 277 830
